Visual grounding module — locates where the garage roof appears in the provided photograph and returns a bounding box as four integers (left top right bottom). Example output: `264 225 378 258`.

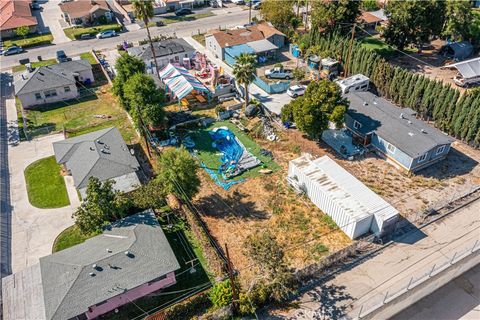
448 56 480 79
246 39 278 53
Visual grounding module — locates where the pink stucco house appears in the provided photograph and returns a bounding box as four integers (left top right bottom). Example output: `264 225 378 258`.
2 210 181 320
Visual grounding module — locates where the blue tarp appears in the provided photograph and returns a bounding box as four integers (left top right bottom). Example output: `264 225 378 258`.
442 41 473 61
209 128 243 176
225 44 256 59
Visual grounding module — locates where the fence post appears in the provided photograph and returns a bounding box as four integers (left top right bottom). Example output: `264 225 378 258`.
472 240 479 253
383 291 389 304
450 252 457 264
429 264 436 277
357 304 364 318
407 277 413 290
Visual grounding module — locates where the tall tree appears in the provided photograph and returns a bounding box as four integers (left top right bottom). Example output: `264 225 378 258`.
155 147 200 202
442 0 473 41
15 26 29 39
260 0 296 34
383 0 445 50
123 73 165 125
233 53 257 109
72 178 130 234
281 80 348 139
311 0 360 34
132 0 160 77
113 54 146 108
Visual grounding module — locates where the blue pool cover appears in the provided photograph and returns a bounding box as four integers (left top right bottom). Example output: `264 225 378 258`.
209 128 243 177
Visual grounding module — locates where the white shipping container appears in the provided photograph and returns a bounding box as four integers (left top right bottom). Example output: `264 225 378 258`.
288 154 399 239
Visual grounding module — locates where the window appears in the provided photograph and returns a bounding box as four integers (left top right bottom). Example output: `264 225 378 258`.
353 120 362 130
387 143 396 154
44 89 57 98
418 153 428 163
35 92 42 100
436 145 445 155
64 86 71 93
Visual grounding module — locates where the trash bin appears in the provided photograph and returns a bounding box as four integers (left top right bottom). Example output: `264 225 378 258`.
37 56 42 61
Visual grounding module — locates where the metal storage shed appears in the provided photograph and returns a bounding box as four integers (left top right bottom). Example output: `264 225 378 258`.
287 154 398 239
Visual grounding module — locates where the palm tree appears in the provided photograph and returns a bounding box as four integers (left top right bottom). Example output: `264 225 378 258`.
233 53 257 109
132 0 159 77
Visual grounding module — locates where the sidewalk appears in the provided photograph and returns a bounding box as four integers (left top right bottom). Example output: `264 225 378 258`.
184 36 291 115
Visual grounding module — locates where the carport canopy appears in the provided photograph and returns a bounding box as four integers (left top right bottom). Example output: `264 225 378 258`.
448 56 480 80
245 39 278 54
159 63 210 100
225 44 256 59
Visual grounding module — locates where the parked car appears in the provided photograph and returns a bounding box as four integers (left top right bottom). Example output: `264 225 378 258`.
246 0 260 7
287 85 306 98
79 33 95 40
231 0 245 4
1 46 23 56
265 66 293 80
96 30 117 39
56 50 69 62
30 2 41 10
175 8 192 16
252 1 261 9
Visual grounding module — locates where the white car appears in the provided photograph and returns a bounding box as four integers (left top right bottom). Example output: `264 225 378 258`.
232 0 245 4
287 85 306 98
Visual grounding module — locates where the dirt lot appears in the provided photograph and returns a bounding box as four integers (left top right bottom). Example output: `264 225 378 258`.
192 117 480 284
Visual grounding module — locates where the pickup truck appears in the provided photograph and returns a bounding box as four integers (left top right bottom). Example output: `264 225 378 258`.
265 67 293 80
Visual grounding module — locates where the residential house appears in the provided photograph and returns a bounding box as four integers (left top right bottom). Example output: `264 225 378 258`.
117 0 202 17
14 59 94 108
53 127 142 198
205 22 286 61
448 56 480 87
288 154 398 239
344 91 454 172
2 210 181 320
0 0 37 38
358 10 384 30
127 38 196 72
59 0 113 26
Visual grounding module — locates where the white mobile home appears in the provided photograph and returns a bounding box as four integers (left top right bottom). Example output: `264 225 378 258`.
335 74 370 94
287 154 398 239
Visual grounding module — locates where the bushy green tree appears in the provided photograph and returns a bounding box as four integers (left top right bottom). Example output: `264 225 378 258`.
281 80 348 139
361 0 378 11
128 179 167 210
155 147 200 201
209 280 234 309
15 26 29 38
260 0 296 34
442 0 473 41
113 54 146 107
311 0 360 33
123 73 165 125
383 0 445 50
72 178 131 234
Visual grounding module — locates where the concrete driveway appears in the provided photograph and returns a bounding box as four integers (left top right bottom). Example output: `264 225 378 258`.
6 97 77 273
33 0 71 44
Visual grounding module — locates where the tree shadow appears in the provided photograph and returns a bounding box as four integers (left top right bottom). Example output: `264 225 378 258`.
195 191 269 221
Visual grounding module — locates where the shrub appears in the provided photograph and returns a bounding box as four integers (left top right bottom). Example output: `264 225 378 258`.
209 280 233 309
163 293 211 319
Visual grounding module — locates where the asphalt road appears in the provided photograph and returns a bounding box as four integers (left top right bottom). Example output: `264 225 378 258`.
0 73 13 288
0 8 256 70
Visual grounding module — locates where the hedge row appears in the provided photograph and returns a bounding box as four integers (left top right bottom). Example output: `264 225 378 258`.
300 32 480 146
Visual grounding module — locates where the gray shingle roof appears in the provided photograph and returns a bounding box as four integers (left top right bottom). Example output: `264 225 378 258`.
127 38 195 61
39 210 180 320
53 127 140 189
346 91 454 158
14 59 91 95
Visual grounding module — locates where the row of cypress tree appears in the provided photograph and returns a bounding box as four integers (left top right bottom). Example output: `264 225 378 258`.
298 32 480 146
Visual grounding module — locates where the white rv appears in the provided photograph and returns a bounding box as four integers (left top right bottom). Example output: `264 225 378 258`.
335 74 370 94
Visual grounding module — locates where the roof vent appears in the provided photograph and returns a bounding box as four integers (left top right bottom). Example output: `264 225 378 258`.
92 264 97 269
90 147 95 151
421 129 426 133
408 132 414 137
399 113 404 119
106 248 112 253
124 251 130 256
363 101 368 106
96 139 103 144
408 121 412 124
89 272 95 277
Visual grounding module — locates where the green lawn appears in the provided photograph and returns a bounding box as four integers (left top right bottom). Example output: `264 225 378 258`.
52 225 96 252
190 120 280 182
4 33 53 49
192 33 206 47
162 12 214 25
63 24 122 40
79 52 98 65
18 93 137 142
12 58 57 73
24 156 70 209
358 36 397 57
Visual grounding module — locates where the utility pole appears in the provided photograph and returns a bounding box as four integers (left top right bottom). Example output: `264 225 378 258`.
135 106 152 158
225 243 238 313
344 23 356 77
248 0 252 24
